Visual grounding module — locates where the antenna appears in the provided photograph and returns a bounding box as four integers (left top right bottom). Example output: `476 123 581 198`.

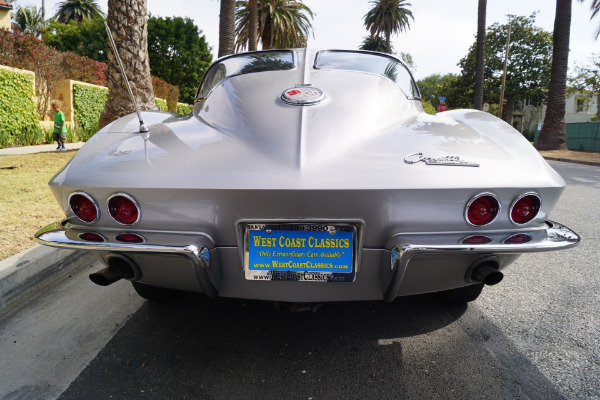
104 21 149 133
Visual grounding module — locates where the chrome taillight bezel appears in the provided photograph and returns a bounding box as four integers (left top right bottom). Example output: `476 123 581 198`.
509 192 542 226
107 193 141 226
464 192 501 227
68 191 100 224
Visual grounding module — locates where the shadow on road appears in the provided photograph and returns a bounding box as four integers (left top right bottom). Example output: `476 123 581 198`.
59 293 564 400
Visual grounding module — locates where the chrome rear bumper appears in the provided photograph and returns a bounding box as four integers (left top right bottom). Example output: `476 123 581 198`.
35 220 580 302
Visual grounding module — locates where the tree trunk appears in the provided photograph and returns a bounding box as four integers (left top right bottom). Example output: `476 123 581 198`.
536 0 571 150
474 0 486 110
218 0 236 57
505 96 514 126
99 0 157 130
248 0 258 51
385 29 391 54
262 16 273 49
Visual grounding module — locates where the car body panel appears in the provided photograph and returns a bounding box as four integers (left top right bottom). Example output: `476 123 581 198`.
36 48 579 303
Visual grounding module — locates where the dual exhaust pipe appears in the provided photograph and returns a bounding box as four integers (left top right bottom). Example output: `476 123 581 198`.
90 253 503 289
89 253 140 286
468 256 504 286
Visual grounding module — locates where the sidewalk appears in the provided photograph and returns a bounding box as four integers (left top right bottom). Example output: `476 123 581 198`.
0 141 85 156
537 149 600 167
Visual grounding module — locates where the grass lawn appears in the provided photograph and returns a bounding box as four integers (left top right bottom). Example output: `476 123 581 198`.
0 151 76 260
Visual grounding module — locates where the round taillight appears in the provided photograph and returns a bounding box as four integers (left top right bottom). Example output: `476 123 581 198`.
69 193 99 223
108 194 140 225
510 193 541 225
78 232 105 242
465 193 500 227
115 233 145 243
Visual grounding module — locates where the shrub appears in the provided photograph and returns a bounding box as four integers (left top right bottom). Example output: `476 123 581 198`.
0 68 41 147
0 29 65 121
152 76 179 112
72 83 108 139
155 98 168 111
177 103 192 115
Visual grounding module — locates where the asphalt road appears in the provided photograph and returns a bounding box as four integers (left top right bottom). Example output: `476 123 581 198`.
0 160 598 400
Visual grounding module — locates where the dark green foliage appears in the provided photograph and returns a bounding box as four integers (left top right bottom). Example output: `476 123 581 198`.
147 16 212 103
72 83 107 138
0 69 41 148
43 19 107 62
54 0 105 23
458 14 552 108
359 35 388 53
417 73 463 107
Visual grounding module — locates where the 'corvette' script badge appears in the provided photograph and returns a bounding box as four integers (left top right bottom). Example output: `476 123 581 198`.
281 85 325 105
404 152 479 167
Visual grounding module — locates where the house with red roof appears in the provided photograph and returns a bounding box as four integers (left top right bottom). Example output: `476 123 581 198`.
0 0 12 30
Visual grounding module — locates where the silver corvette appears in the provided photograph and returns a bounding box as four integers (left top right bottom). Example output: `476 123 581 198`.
35 49 580 304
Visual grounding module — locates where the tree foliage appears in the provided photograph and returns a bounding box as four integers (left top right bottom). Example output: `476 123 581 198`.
235 0 314 51
13 5 45 38
454 14 552 118
42 18 107 62
147 15 212 103
363 0 413 54
359 35 389 52
54 0 105 23
417 73 460 105
569 53 600 117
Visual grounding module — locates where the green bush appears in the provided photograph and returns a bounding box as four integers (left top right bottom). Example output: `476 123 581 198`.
155 98 168 111
0 68 41 148
72 83 107 140
177 102 192 115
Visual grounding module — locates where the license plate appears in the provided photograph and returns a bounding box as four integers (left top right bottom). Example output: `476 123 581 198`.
243 223 357 282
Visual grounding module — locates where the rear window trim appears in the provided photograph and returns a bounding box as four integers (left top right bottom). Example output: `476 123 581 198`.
195 50 297 101
313 49 421 100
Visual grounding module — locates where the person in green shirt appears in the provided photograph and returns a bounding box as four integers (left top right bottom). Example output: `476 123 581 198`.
51 100 67 151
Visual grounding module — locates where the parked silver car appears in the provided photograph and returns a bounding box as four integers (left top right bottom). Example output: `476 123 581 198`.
35 49 579 304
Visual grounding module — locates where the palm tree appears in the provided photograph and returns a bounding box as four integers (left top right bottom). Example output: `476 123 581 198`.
235 0 314 51
13 5 45 38
363 0 413 54
474 0 486 110
219 0 236 57
99 0 156 129
248 0 258 51
359 35 389 52
54 0 105 24
584 0 600 38
536 0 571 150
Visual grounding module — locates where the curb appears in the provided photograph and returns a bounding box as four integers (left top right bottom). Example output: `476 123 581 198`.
0 245 95 321
542 156 600 168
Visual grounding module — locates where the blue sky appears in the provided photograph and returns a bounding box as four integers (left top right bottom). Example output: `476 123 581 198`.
25 0 600 80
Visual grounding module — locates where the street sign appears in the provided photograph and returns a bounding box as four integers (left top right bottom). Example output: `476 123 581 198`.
437 103 447 112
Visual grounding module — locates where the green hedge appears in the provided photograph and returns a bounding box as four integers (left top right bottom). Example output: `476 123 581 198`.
155 98 168 111
0 69 42 147
177 102 192 115
72 83 108 141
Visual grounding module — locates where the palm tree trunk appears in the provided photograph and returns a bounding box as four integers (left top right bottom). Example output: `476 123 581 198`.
474 0 486 110
536 0 571 150
99 0 156 130
218 0 236 57
385 29 391 53
248 0 258 51
262 16 273 49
